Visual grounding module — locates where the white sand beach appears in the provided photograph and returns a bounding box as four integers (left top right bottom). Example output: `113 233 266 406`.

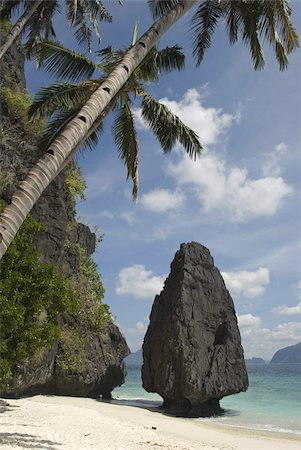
0 395 300 450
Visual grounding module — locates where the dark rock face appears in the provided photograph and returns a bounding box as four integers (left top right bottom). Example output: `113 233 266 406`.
142 242 248 417
270 342 301 364
0 38 129 399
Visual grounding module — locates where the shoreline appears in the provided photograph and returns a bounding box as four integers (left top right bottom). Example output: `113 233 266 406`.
0 395 300 450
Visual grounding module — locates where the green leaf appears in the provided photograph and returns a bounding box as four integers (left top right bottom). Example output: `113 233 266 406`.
191 0 223 66
141 93 202 159
112 100 139 199
29 80 101 119
33 40 98 81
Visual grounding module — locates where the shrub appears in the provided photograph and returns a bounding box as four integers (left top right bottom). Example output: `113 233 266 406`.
0 201 79 389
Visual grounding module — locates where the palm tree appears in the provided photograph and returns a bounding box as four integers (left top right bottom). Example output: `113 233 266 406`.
0 0 299 259
0 0 113 60
28 40 201 199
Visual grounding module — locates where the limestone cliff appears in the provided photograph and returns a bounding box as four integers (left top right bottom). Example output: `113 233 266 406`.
142 242 248 417
0 35 129 398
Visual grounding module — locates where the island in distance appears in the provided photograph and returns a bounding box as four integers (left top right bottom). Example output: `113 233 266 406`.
270 342 301 364
125 343 301 368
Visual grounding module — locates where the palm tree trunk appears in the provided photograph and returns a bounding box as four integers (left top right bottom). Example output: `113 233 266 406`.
0 0 197 260
0 0 43 61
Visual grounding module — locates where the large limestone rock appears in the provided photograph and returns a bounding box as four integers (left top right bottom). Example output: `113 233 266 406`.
0 36 129 399
142 242 248 417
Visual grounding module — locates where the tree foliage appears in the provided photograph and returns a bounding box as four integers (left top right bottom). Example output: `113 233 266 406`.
0 201 79 388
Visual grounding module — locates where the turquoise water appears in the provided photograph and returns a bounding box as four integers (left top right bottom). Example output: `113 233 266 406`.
113 364 301 435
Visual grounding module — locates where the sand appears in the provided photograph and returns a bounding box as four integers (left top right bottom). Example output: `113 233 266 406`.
0 395 300 450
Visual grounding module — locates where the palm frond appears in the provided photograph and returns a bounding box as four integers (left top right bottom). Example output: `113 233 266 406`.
112 100 139 200
0 0 21 20
70 0 112 51
141 93 202 159
37 106 81 154
240 2 265 70
147 0 179 19
31 40 98 80
191 0 223 66
29 80 101 119
276 0 300 52
156 45 185 73
24 1 59 57
135 47 159 82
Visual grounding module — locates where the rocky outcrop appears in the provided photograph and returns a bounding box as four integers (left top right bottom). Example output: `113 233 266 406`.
142 242 248 417
270 342 301 364
0 36 129 398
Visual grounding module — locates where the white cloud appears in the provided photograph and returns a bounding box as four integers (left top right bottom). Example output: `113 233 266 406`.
116 264 165 299
237 316 301 360
140 188 185 213
221 267 269 299
167 151 293 223
128 321 147 334
237 314 262 328
120 211 136 224
262 142 289 177
272 302 301 315
135 87 239 146
159 88 240 146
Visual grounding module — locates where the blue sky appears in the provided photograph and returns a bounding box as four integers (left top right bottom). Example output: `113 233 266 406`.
25 1 301 361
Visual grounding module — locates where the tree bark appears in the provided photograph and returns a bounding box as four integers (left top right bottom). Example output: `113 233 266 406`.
0 0 43 61
0 0 197 260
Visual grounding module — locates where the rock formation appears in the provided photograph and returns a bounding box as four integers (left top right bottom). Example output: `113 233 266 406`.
142 242 248 417
270 342 301 364
0 34 129 398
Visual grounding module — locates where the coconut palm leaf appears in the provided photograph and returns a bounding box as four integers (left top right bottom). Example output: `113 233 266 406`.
147 0 179 19
28 80 101 119
191 0 223 66
156 45 185 73
141 93 202 159
67 0 112 51
0 0 22 19
24 0 59 55
32 40 98 80
37 105 103 153
112 100 139 199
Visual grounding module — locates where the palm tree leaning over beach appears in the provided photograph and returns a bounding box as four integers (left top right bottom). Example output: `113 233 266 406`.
0 0 299 259
0 0 113 60
28 39 201 199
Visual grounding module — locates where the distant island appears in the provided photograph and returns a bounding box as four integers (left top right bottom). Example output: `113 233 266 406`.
270 342 301 364
125 342 301 368
245 357 266 366
125 349 143 367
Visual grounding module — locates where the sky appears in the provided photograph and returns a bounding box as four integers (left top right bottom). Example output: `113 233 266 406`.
25 1 301 361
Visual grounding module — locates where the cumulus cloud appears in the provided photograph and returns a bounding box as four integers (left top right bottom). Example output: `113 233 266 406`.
135 87 239 146
272 302 301 315
120 211 136 224
116 264 165 299
159 88 240 146
221 267 269 299
237 316 301 360
140 188 185 213
262 142 289 177
167 151 293 223
237 314 262 328
127 321 147 334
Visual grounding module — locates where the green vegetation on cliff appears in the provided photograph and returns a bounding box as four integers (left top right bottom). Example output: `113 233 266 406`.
0 86 44 135
0 201 79 388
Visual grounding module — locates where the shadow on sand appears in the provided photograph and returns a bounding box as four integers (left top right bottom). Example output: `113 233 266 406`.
0 432 62 449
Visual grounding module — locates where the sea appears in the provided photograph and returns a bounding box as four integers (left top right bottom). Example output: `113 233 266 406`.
112 364 301 436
